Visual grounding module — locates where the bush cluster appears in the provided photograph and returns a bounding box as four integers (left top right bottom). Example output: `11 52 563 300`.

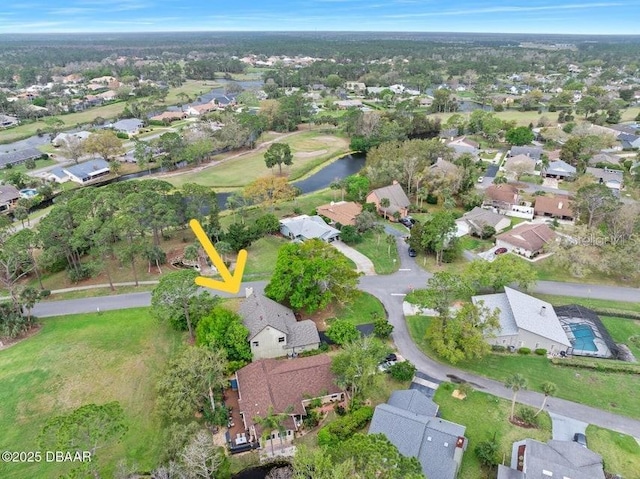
317 406 374 446
550 358 640 375
534 348 547 356
518 347 531 355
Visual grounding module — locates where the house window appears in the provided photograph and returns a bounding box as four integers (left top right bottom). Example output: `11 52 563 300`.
278 337 285 343
252 341 259 347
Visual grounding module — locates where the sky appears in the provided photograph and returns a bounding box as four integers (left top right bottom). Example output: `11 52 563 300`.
1 0 639 35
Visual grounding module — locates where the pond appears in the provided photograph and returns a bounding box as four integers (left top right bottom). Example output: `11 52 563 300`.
232 461 291 479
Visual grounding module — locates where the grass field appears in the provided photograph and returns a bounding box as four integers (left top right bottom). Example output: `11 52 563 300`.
586 425 640 478
0 157 57 181
242 235 288 280
601 316 640 358
351 231 400 274
528 255 640 288
165 130 350 189
532 294 640 311
0 308 183 479
434 382 552 479
406 315 640 419
0 81 214 144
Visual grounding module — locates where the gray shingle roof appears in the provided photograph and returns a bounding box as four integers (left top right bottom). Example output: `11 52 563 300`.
369 391 466 479
544 160 576 177
63 159 110 179
0 148 44 168
510 146 542 160
388 389 439 417
474 288 571 347
0 185 20 204
462 206 509 230
368 182 411 214
239 293 320 347
109 118 143 133
279 215 340 242
522 439 605 479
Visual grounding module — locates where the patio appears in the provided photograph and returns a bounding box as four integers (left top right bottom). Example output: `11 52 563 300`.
224 387 255 448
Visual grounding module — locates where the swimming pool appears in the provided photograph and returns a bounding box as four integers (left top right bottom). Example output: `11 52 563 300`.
19 188 37 198
570 324 598 352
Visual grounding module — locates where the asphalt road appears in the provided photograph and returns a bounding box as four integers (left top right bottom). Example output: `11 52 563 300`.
29 236 640 437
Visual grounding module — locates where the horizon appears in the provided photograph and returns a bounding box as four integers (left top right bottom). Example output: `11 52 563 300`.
2 1 639 35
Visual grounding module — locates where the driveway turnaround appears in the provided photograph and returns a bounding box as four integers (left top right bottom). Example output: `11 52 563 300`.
331 240 376 275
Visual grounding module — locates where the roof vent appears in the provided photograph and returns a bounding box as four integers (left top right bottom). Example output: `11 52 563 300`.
543 470 553 477
427 436 432 441
444 442 448 447
558 201 563 209
540 306 547 316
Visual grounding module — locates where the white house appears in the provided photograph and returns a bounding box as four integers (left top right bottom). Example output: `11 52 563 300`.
279 215 340 243
49 159 111 184
472 287 571 353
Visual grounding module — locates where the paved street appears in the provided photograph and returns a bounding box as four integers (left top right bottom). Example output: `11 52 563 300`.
28 236 640 437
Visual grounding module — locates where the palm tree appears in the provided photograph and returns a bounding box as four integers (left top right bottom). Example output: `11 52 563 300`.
385 234 396 257
253 405 293 456
494 175 508 184
380 197 390 220
535 382 557 417
505 373 528 421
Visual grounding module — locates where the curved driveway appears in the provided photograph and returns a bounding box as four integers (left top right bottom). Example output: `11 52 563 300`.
30 236 640 437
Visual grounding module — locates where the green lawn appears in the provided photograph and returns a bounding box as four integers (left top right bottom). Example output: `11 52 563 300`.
434 382 552 479
165 130 350 189
586 425 640 478
532 294 640 311
601 316 640 358
0 308 183 479
351 231 400 274
406 315 640 419
0 158 57 181
459 236 493 252
242 235 288 280
331 291 386 326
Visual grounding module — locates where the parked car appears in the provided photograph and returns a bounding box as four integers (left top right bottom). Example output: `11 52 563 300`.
378 360 396 373
478 176 484 183
408 247 417 257
399 217 413 228
494 247 508 255
386 353 397 362
573 433 587 448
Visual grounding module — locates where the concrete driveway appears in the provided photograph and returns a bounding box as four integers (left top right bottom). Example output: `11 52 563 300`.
549 412 588 441
331 240 376 275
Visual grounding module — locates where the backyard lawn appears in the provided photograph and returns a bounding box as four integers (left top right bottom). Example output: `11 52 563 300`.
351 230 400 274
601 316 640 358
165 130 350 189
0 157 57 181
0 308 182 479
528 255 640 288
406 315 640 419
434 382 551 479
586 425 640 478
331 291 386 326
242 235 288 280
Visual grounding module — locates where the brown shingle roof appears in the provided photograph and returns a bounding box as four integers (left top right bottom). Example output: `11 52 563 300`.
534 195 574 219
496 223 556 253
316 201 363 226
367 182 410 214
236 355 342 434
0 185 20 204
485 184 519 205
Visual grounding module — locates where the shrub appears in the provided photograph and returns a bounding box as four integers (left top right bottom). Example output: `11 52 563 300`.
67 264 93 283
116 131 129 139
334 404 347 416
550 358 640 375
340 225 361 244
535 348 547 356
475 439 499 467
319 341 330 352
388 361 417 382
517 406 539 427
326 319 360 345
491 345 507 352
303 409 320 428
518 347 531 355
373 317 393 339
24 158 36 169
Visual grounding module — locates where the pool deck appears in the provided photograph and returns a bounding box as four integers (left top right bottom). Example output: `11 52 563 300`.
563 322 611 358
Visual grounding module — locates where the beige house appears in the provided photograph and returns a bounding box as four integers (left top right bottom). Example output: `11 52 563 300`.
472 287 571 353
316 201 362 226
495 222 556 258
239 290 320 360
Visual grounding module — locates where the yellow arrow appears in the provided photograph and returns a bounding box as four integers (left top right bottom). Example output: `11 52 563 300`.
189 219 247 294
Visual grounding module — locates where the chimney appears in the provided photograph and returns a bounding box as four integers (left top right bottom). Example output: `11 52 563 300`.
392 179 399 185
558 201 563 210
245 287 253 298
540 306 546 316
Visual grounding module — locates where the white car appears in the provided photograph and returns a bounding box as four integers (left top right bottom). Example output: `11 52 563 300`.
477 176 484 183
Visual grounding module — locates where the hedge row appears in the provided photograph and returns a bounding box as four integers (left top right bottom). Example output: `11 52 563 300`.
317 406 374 446
592 309 640 320
551 358 640 375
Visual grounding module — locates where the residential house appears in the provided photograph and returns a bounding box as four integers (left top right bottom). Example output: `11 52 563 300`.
108 118 144 136
369 389 467 479
49 159 110 184
52 131 92 147
542 160 576 180
534 195 575 221
618 133 640 150
503 154 536 178
455 207 511 237
235 355 344 447
279 215 340 243
0 114 19 129
585 167 624 192
0 148 45 169
96 90 117 102
186 101 218 116
0 185 20 213
472 287 571 353
334 99 363 109
509 146 542 162
495 222 556 258
316 201 362 226
497 439 605 479
366 180 411 220
588 152 622 166
344 81 366 93
239 291 320 360
482 185 534 219
446 136 479 157
150 111 188 123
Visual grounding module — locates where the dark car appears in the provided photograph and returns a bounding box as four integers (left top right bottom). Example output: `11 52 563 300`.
386 353 397 362
494 247 508 255
408 247 417 257
399 217 413 228
573 433 587 448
